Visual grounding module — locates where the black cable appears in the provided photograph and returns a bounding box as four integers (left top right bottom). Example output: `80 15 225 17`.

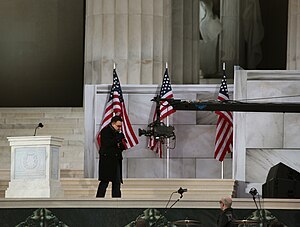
150 192 183 227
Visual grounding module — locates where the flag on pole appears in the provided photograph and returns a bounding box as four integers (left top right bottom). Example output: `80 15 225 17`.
96 68 139 149
214 70 233 161
149 67 176 157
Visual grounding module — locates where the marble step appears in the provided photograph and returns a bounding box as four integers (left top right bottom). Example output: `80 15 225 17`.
0 169 85 180
61 178 236 199
63 188 234 200
0 169 10 180
0 178 236 199
60 169 84 178
61 178 236 189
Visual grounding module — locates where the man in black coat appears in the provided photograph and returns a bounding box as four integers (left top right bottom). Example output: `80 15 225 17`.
96 115 126 198
217 196 236 227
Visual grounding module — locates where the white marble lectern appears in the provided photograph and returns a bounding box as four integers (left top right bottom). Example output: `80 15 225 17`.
5 136 64 198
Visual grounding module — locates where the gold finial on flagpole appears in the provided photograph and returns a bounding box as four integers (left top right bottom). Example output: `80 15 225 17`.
166 62 168 69
222 62 226 71
113 62 116 70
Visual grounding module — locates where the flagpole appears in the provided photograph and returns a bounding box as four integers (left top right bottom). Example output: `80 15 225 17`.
221 161 224 179
113 62 116 69
221 62 225 180
166 117 170 179
165 62 170 179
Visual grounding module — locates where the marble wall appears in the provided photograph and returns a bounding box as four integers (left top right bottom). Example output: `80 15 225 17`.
84 84 234 178
287 0 300 69
84 0 300 86
84 0 172 85
233 69 300 193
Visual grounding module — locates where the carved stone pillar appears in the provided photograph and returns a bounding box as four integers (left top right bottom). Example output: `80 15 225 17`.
172 0 200 84
287 0 300 69
85 0 172 85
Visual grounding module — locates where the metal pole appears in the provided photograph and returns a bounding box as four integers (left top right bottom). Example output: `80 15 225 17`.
221 161 224 179
166 116 170 178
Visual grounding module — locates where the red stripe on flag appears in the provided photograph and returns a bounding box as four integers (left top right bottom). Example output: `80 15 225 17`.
96 69 138 150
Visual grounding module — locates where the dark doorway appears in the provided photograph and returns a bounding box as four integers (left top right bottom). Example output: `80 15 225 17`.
257 0 289 69
0 0 85 107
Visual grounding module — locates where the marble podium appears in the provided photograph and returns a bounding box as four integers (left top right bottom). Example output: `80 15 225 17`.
5 136 64 198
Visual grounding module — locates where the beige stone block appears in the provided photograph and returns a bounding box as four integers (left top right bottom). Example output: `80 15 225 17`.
60 160 84 170
85 16 93 62
92 60 101 84
223 158 233 179
153 16 163 61
127 95 155 124
115 14 128 59
246 113 283 148
153 61 163 84
128 15 142 59
153 0 163 16
171 0 184 84
92 15 103 60
102 15 115 59
116 0 128 14
170 125 216 158
141 0 153 15
127 158 165 178
114 59 128 84
127 60 141 84
103 0 115 14
169 159 196 178
129 0 141 14
86 0 93 16
163 0 172 17
163 15 172 63
196 159 222 179
141 15 154 60
141 61 153 84
101 60 114 84
283 113 300 147
87 0 102 16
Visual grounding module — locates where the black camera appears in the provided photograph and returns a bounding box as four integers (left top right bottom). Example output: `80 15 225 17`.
138 122 175 139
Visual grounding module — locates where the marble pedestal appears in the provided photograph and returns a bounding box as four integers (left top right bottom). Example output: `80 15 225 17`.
5 136 64 198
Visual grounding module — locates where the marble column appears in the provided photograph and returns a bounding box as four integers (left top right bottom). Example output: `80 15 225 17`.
172 0 200 84
287 0 300 69
219 0 240 78
85 0 172 85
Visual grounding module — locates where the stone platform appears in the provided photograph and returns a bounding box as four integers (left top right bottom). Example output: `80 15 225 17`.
0 177 299 226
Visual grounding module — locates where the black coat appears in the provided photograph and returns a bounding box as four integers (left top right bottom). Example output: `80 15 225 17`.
98 124 126 182
217 208 236 227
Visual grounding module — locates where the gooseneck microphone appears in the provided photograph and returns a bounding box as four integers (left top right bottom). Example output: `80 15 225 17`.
249 187 265 226
177 187 188 198
249 187 258 197
34 123 44 136
150 187 188 227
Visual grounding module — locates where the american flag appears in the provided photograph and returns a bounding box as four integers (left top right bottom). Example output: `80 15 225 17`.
149 68 176 157
214 71 233 161
96 69 139 149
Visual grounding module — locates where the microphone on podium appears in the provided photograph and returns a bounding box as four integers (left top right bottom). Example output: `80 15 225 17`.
177 187 188 198
34 123 44 136
249 187 258 197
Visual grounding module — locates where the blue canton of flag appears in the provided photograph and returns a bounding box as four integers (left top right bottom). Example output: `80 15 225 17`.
149 68 176 157
159 68 176 120
97 68 138 150
214 71 233 162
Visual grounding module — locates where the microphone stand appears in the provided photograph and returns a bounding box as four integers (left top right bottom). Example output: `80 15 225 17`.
33 123 44 136
150 192 183 227
257 193 266 227
251 194 264 227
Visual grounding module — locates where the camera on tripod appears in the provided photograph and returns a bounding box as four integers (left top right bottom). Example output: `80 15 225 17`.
138 122 175 140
